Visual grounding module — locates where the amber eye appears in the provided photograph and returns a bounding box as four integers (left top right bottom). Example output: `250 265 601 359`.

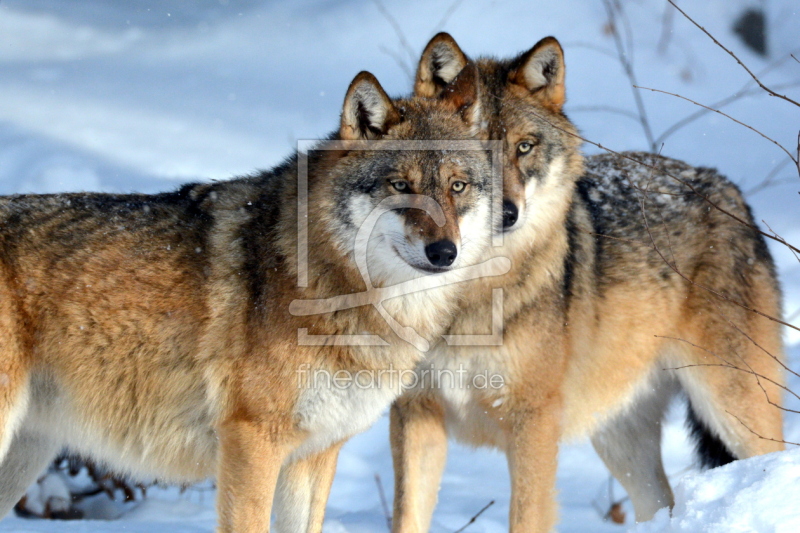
451 181 467 193
392 180 410 192
517 141 533 155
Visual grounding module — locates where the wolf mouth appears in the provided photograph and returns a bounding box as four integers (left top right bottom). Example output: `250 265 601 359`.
391 244 452 274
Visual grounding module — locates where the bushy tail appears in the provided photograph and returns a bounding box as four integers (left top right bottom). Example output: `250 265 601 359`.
686 401 736 469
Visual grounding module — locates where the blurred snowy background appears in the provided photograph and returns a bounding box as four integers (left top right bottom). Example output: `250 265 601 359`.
0 0 798 531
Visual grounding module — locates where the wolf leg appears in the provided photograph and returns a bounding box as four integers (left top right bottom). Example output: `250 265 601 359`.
216 420 292 533
390 395 448 533
273 441 343 533
506 400 562 533
0 430 59 518
590 377 677 523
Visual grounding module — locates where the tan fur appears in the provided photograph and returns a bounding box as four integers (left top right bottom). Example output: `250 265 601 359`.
0 70 496 531
391 34 785 532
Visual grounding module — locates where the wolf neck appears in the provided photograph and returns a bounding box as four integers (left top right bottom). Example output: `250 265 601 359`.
486 157 579 292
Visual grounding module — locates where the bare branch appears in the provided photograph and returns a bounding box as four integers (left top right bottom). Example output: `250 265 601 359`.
562 41 618 61
602 0 656 151
728 411 800 447
654 81 800 147
744 157 794 196
762 220 800 266
453 500 495 533
657 0 676 55
669 361 800 408
667 0 800 108
717 297 800 380
632 150 800 337
636 85 799 167
374 474 392 532
371 0 416 77
568 105 642 123
661 351 800 413
432 0 466 35
378 44 415 82
529 107 800 262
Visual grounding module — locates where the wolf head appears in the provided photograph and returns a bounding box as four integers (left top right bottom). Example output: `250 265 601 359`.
323 68 494 286
415 34 583 244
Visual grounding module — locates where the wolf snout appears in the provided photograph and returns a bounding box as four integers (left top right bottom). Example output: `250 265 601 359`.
502 200 519 229
425 239 458 267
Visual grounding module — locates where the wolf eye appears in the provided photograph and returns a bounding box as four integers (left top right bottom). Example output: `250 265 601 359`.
517 141 534 155
451 181 467 193
391 180 410 192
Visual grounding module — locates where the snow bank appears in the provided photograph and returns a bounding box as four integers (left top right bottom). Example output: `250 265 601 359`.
632 448 800 533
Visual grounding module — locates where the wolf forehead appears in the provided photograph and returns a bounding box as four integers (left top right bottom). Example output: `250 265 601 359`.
338 101 492 194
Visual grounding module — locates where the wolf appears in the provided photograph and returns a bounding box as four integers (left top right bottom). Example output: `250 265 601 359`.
390 33 785 532
0 67 499 532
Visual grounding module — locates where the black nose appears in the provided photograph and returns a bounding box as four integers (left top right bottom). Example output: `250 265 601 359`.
502 200 519 228
425 239 458 267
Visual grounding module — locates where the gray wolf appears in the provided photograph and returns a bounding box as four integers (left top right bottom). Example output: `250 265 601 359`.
0 67 497 532
390 33 784 532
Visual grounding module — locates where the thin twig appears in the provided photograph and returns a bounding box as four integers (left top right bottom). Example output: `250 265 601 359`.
431 0 465 35
667 0 800 108
637 85 798 166
654 81 800 147
531 107 800 261
374 474 392 532
744 157 794 196
796 130 800 177
602 0 656 151
728 411 800 447
633 151 800 335
663 354 800 411
562 41 618 61
379 44 414 81
568 105 642 123
763 219 800 266
715 297 800 381
657 0 676 54
371 0 417 79
453 500 495 533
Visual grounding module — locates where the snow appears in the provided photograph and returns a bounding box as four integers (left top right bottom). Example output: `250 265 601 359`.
632 448 800 533
0 0 798 531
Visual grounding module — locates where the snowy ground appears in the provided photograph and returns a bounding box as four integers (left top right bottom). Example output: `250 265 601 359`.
0 0 798 531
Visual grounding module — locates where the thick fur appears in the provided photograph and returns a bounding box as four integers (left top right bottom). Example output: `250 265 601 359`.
391 34 785 532
0 71 496 532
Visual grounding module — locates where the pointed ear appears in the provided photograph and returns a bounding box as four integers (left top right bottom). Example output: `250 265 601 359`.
438 62 482 137
414 32 469 98
509 36 566 112
340 71 401 141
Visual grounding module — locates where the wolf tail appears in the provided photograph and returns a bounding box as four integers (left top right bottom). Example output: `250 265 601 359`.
686 401 736 469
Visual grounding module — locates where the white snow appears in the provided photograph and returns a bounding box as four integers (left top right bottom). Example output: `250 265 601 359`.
632 448 800 533
0 0 798 531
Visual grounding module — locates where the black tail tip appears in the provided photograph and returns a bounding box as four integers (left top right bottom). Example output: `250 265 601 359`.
686 402 737 469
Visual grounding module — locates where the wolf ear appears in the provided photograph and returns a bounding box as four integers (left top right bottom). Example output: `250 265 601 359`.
415 32 469 98
509 36 566 112
341 71 401 141
437 62 482 136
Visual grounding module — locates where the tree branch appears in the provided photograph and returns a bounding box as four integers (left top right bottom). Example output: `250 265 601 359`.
667 0 800 108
